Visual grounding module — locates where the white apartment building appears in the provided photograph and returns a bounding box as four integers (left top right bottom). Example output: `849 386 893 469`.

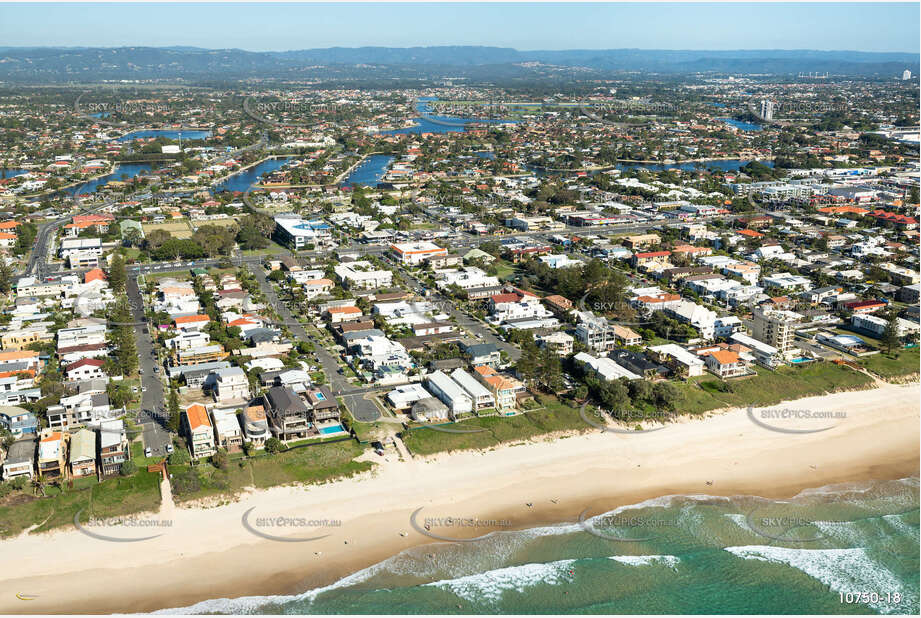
425 370 473 416
334 261 393 290
434 267 500 291
664 301 717 340
450 368 495 410
574 352 641 381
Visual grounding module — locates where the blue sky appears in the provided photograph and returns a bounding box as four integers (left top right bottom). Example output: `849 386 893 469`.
0 2 917 52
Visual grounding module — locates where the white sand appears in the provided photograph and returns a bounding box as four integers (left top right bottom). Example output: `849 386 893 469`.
0 382 917 614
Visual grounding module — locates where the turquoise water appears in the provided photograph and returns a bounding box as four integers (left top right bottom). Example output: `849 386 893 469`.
161 477 918 615
319 424 345 435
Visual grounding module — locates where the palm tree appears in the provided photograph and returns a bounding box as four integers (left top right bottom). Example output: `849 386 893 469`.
32 478 46 497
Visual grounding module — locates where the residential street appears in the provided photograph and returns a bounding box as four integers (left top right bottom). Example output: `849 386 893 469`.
126 276 170 456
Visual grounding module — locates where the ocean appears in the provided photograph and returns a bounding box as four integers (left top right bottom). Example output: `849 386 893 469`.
161 478 919 615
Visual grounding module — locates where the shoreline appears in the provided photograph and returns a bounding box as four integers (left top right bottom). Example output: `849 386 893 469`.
1 382 918 614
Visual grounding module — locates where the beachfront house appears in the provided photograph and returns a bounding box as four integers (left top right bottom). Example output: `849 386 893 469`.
98 419 128 476
1 438 36 480
263 386 310 441
69 428 97 477
211 408 244 452
182 404 216 459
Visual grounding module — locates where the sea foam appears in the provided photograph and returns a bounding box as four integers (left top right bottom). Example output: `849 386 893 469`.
724 545 914 614
609 554 680 570
424 558 576 603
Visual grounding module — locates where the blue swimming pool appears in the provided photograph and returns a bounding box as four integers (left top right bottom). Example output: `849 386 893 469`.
319 424 345 435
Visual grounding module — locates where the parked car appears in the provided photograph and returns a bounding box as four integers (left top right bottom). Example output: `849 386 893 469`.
166 444 174 454
144 446 152 457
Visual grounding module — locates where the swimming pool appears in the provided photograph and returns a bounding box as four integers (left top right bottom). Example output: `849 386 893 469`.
319 424 346 435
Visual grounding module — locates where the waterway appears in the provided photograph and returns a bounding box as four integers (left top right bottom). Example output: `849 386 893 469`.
719 117 762 132
382 97 512 135
116 129 212 142
64 162 156 196
342 154 395 187
213 156 293 193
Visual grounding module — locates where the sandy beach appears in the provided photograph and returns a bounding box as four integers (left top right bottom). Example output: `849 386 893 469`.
1 382 918 614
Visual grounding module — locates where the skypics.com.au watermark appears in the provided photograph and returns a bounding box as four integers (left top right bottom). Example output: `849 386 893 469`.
410 507 513 542
241 507 341 543
577 293 651 328
74 509 172 542
74 92 173 126
578 507 679 542
243 93 356 128
744 95 849 122
746 405 845 434
579 402 667 435
743 502 850 543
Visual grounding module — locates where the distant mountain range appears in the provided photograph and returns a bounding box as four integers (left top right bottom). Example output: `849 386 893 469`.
0 46 915 83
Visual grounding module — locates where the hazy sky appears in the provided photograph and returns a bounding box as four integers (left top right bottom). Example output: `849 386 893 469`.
0 2 917 53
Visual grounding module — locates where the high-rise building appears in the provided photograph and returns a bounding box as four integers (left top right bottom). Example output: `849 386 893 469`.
752 308 801 357
902 70 912 81
760 99 775 121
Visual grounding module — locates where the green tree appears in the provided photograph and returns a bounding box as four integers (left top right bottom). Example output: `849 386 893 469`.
122 226 143 248
144 229 172 251
0 261 13 293
107 381 132 409
167 387 181 433
882 309 901 355
264 437 283 454
108 253 127 294
653 382 681 411
211 448 229 470
119 460 138 476
168 447 190 465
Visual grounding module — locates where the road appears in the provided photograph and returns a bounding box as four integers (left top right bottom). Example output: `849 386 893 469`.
126 276 170 456
250 264 383 421
387 257 522 362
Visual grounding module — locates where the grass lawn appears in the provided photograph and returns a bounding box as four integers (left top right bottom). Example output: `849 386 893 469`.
673 362 875 415
243 239 289 256
348 419 392 443
402 394 591 456
0 471 162 538
859 347 920 380
491 259 517 281
121 247 144 261
169 441 372 502
144 270 192 283
193 217 239 229
142 220 194 239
